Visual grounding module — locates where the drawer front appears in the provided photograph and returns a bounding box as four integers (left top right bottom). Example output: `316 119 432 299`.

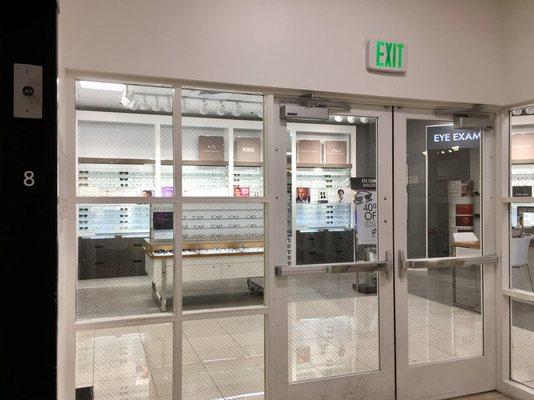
118 260 145 277
182 264 222 282
96 262 118 279
221 261 263 279
118 237 145 262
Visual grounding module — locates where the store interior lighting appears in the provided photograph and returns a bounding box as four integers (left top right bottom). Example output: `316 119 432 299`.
199 100 208 115
216 101 226 116
80 80 124 91
232 102 241 117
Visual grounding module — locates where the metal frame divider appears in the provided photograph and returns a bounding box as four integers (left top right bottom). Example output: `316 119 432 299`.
497 108 534 400
58 76 274 400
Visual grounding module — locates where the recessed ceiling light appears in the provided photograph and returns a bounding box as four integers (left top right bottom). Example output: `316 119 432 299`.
216 101 226 116
526 107 534 115
199 100 208 115
334 115 343 122
512 109 523 116
360 117 369 124
79 81 124 91
232 102 241 117
346 116 356 123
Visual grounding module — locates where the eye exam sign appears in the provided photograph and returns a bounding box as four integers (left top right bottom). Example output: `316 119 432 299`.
366 39 407 73
427 125 481 150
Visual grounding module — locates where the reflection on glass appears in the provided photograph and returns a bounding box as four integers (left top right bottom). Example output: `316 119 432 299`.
75 324 173 399
288 275 379 382
75 80 174 197
406 120 483 365
510 203 534 293
181 88 264 197
76 204 173 319
286 117 379 382
182 315 264 400
511 299 534 389
181 203 265 311
287 119 378 267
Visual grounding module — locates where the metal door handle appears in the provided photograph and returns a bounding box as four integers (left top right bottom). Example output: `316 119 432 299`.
275 251 391 277
398 251 498 278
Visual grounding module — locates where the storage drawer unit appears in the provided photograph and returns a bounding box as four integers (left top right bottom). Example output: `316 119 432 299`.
78 236 147 279
296 230 354 264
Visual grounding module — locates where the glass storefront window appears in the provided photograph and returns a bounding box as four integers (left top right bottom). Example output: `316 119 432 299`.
510 299 534 389
76 81 174 197
181 88 264 197
76 203 174 319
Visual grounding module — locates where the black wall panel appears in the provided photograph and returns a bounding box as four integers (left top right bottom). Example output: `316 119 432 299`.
0 1 57 399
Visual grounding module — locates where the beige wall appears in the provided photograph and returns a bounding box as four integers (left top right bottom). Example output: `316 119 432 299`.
501 0 534 106
60 0 507 105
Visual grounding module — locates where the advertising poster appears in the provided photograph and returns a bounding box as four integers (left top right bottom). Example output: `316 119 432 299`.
352 177 377 245
448 180 474 241
233 185 250 197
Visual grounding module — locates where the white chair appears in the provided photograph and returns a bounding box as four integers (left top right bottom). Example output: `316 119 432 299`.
510 236 534 291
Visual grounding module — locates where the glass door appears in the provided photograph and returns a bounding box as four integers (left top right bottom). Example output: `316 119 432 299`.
393 108 497 400
270 104 395 400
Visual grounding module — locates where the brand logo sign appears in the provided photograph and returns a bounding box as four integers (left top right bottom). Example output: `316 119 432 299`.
366 39 407 73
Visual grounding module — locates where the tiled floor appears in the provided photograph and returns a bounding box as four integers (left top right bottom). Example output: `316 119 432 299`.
74 274 533 400
511 324 534 390
75 294 491 400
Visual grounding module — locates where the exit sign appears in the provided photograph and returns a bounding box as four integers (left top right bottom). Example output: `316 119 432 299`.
366 39 407 73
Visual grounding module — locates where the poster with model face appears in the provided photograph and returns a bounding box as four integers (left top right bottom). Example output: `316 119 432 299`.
352 177 377 245
336 188 354 203
233 185 250 197
296 187 310 203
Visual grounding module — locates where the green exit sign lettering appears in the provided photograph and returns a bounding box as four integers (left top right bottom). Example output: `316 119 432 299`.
366 39 407 73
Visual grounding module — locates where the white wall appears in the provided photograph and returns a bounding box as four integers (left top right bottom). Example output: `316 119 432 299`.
501 0 534 106
59 0 506 105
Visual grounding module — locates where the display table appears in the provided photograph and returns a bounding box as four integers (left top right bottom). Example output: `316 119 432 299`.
452 241 480 250
144 239 264 311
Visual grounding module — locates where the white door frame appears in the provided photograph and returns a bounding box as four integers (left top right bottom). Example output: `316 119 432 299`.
393 107 497 400
270 103 395 400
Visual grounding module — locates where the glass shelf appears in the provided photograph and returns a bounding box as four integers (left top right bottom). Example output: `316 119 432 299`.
77 204 150 236
183 204 264 241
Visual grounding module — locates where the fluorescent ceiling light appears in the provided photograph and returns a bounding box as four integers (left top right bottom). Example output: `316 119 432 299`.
79 81 125 91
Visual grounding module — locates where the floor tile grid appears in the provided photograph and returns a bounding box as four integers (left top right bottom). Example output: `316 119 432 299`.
181 332 225 400
511 325 534 389
92 327 156 400
289 314 378 373
182 318 265 400
139 326 173 400
408 294 483 365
